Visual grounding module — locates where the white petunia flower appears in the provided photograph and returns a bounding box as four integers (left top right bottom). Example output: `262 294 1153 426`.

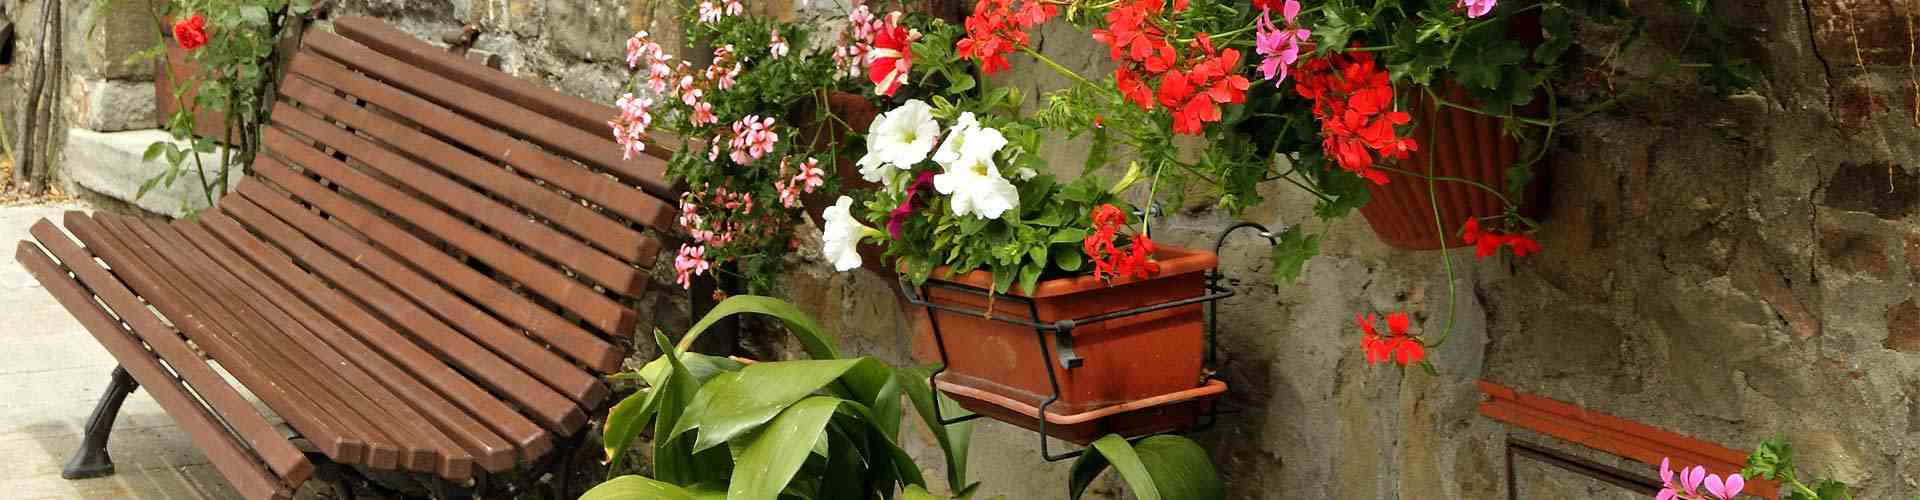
856 99 939 184
932 112 1008 168
1016 167 1038 180
821 196 876 272
933 154 1020 220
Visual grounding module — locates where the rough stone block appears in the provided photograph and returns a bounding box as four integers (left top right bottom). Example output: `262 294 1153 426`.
66 78 156 132
1806 0 1918 67
61 128 242 217
81 0 162 80
1822 161 1917 219
1885 298 1920 352
548 0 629 63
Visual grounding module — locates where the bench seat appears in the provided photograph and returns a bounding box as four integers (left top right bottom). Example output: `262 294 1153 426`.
17 17 682 499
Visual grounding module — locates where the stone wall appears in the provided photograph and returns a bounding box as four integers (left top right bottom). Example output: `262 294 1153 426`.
157 0 1920 498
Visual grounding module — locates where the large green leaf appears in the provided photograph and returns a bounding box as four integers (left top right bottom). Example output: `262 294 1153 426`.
652 332 725 485
581 475 726 500
898 365 973 493
681 359 869 452
1068 435 1223 500
602 386 658 474
729 396 844 500
836 400 928 489
680 295 841 359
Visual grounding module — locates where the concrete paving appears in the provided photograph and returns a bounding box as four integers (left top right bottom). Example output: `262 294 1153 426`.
0 202 246 499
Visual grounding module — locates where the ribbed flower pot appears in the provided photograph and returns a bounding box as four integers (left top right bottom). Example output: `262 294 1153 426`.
1356 83 1547 250
913 246 1225 444
154 36 227 139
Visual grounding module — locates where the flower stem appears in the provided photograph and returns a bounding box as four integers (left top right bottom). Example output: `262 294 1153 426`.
1372 165 1512 207
1020 46 1093 86
1420 110 1459 351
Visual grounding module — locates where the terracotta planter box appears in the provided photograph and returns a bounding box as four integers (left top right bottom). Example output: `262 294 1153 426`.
154 38 228 139
913 246 1224 442
1356 82 1548 250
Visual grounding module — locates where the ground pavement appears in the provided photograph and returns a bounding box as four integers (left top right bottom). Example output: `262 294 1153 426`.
0 202 274 499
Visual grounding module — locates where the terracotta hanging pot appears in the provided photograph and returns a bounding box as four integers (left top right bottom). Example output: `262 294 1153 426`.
1358 11 1549 250
791 91 896 278
911 246 1226 444
154 32 227 139
1356 83 1547 250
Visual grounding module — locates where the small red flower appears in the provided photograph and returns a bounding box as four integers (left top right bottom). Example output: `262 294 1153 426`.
173 14 209 51
1083 204 1158 281
1461 217 1541 259
957 0 1058 74
1357 312 1425 366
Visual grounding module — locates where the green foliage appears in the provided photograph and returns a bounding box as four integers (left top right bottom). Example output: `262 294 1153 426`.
1743 437 1854 500
1269 226 1319 284
590 296 1224 500
143 0 305 212
1068 435 1225 500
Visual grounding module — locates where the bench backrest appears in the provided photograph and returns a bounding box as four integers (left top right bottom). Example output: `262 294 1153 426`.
223 17 675 412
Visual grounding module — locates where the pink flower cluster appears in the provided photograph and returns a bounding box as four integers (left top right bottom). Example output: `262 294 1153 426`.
607 93 654 160
833 4 883 79
706 45 743 91
674 244 710 288
1254 0 1311 86
770 29 790 58
727 115 780 165
775 156 826 208
1656 458 1744 500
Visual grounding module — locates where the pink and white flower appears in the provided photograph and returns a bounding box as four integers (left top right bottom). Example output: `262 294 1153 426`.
698 1 723 23
770 29 790 58
727 115 779 164
673 244 711 289
691 100 717 126
607 93 654 160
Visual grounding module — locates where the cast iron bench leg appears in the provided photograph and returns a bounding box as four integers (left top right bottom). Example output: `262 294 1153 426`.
63 366 138 480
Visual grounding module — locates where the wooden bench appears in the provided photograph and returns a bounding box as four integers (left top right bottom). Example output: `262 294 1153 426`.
16 17 681 499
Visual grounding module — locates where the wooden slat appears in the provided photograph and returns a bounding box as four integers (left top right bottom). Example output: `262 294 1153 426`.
282 52 673 232
219 190 585 434
23 221 313 488
302 26 674 198
260 119 639 337
87 213 405 470
129 217 468 477
61 213 368 465
281 57 671 259
198 208 542 468
17 241 295 500
168 220 492 478
238 164 610 404
246 153 625 371
268 96 645 296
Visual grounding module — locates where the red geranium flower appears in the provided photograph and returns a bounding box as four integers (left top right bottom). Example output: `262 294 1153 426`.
1294 51 1415 185
1358 312 1424 366
868 21 914 96
957 0 1058 74
1083 204 1159 280
1461 217 1542 259
174 14 209 51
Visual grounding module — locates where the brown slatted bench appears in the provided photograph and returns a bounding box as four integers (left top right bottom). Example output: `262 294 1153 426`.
15 17 681 499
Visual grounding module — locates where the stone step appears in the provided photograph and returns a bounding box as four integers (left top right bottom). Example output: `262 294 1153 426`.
60 128 243 218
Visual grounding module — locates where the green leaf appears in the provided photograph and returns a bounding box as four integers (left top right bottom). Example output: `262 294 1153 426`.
1269 227 1320 283
898 365 972 493
651 331 709 485
239 5 271 25
1811 479 1851 499
603 387 659 474
1128 436 1224 500
580 475 725 500
142 142 169 162
1053 247 1084 272
729 396 843 500
1070 435 1159 500
1070 435 1223 500
1534 7 1574 65
683 359 869 452
681 295 840 359
947 73 977 94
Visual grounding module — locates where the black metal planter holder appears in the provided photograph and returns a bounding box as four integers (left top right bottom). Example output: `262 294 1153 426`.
901 223 1278 461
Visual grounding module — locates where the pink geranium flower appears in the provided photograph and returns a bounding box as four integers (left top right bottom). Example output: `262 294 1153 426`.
1254 0 1310 86
673 244 711 289
691 101 717 126
1459 0 1496 18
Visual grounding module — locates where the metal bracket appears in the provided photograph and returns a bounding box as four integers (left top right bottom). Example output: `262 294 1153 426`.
1051 320 1082 369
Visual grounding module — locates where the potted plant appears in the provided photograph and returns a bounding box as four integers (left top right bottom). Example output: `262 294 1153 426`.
609 2 893 293
587 296 1226 500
